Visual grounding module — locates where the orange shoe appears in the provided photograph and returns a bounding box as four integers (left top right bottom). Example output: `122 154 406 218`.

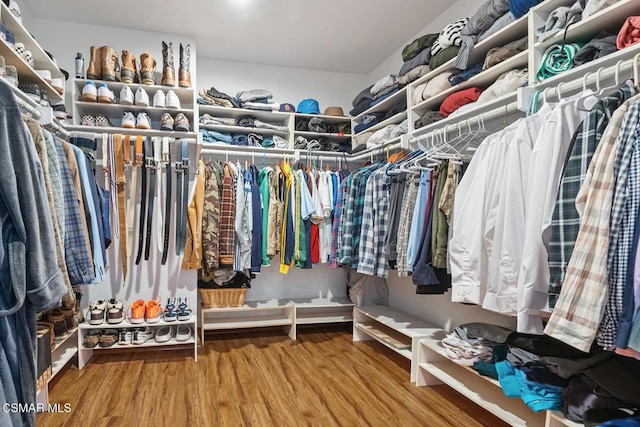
129 299 145 324
145 299 162 324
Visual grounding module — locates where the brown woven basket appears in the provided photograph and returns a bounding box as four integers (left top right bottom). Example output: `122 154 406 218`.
199 288 247 308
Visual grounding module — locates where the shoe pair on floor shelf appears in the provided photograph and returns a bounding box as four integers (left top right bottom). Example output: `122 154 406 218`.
122 111 190 131
85 43 191 88
87 297 193 325
82 324 192 348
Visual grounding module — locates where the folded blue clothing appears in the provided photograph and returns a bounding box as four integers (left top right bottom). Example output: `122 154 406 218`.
354 119 379 134
200 129 232 144
232 133 249 146
449 63 484 86
370 88 400 107
496 360 563 412
262 137 274 148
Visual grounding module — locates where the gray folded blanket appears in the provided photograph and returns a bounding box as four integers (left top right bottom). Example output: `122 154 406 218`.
237 89 274 103
399 48 432 76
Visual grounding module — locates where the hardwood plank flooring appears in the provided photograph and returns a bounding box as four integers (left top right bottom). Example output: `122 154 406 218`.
38 325 508 427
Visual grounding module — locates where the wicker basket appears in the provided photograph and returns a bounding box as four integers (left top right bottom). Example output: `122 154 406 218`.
199 288 247 308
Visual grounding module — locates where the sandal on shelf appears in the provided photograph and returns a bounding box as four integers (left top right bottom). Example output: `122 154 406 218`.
83 329 103 348
99 329 118 347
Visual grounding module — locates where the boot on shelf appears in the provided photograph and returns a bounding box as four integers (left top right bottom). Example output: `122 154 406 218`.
161 41 175 87
101 46 120 82
74 292 85 324
121 50 138 84
178 43 191 88
139 52 156 85
86 46 101 80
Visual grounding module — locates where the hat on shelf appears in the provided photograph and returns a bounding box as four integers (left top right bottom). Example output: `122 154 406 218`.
8 0 21 24
297 98 320 114
324 106 344 117
280 103 295 113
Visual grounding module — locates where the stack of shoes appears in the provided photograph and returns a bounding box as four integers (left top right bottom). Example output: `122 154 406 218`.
86 46 120 82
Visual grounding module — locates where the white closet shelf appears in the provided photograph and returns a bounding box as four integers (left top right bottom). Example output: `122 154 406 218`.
297 314 352 325
200 143 294 153
74 78 194 104
1 2 65 79
533 40 640 88
201 299 291 313
80 337 196 350
547 411 583 427
287 297 354 308
413 50 528 115
75 101 193 117
198 103 290 123
294 112 351 124
294 130 352 139
51 343 78 379
0 38 63 102
200 123 288 137
410 13 529 89
354 111 407 137
78 316 196 329
535 0 639 53
354 306 440 338
52 328 79 352
353 86 408 122
201 315 292 330
65 124 197 139
532 0 576 14
289 297 354 327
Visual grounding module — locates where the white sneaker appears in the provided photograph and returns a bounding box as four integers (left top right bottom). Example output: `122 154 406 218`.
97 83 114 104
166 90 180 109
135 87 150 107
153 90 166 108
120 85 134 105
175 325 192 342
81 81 97 102
122 111 135 128
136 112 151 129
132 327 155 345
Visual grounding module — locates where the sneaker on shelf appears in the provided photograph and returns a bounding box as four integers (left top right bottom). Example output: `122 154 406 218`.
132 327 155 345
87 299 107 325
81 81 97 102
135 87 149 107
174 113 189 132
118 329 133 346
82 329 102 348
95 114 113 127
81 114 96 127
5 30 14 50
5 65 18 87
51 78 64 95
52 103 67 120
177 297 192 321
18 84 40 103
97 83 115 104
175 324 192 342
145 299 162 324
164 297 177 322
165 89 180 109
106 298 125 324
121 111 135 128
136 112 151 130
23 50 34 67
129 299 145 324
99 329 119 347
35 69 52 84
153 90 165 108
160 113 174 131
120 85 134 105
154 325 173 343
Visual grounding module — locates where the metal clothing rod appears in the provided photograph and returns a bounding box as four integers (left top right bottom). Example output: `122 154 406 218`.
46 120 70 138
200 146 345 161
350 140 403 162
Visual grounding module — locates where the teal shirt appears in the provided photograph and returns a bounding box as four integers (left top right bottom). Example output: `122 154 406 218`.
259 168 271 266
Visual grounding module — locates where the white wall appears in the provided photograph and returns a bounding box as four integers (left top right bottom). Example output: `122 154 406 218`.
366 0 486 85
197 57 366 114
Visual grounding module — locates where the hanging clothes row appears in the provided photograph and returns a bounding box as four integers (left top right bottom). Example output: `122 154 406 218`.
187 154 350 282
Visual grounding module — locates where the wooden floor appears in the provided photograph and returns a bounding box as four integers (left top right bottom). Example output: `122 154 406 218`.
39 325 508 427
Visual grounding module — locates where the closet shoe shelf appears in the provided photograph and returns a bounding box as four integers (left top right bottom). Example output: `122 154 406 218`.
78 316 196 329
74 79 195 104
83 337 196 350
65 124 197 139
74 101 194 118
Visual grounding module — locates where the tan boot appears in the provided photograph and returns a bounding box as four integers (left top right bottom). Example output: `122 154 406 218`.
178 43 191 88
140 52 156 85
121 50 137 84
161 41 175 87
86 46 101 80
101 46 119 81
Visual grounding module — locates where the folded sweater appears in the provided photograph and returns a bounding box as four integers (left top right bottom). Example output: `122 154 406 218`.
440 87 483 117
371 75 398 97
402 33 439 62
617 16 640 49
399 48 433 76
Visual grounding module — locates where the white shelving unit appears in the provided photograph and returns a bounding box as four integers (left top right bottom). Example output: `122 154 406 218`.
0 1 64 102
200 299 295 343
36 328 79 408
77 316 198 369
353 306 440 382
288 297 354 340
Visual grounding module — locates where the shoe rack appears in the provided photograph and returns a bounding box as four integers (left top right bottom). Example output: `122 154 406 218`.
70 78 197 138
0 1 64 103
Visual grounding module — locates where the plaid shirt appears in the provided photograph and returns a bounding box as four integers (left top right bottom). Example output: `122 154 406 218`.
357 168 391 277
397 173 420 277
340 167 370 265
330 177 347 268
545 97 639 352
202 162 221 273
599 105 640 349
351 164 382 268
549 83 635 308
55 137 95 285
219 163 236 267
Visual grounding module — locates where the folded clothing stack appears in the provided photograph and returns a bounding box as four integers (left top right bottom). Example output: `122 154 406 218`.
200 129 232 144
198 87 241 108
398 33 439 83
477 68 528 104
200 114 235 126
365 120 408 149
236 88 280 111
535 0 615 43
350 85 374 116
354 112 385 134
441 323 507 367
483 36 527 70
199 268 251 289
617 16 640 50
440 87 483 117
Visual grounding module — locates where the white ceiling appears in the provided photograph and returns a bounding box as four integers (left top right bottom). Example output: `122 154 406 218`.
20 0 452 75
